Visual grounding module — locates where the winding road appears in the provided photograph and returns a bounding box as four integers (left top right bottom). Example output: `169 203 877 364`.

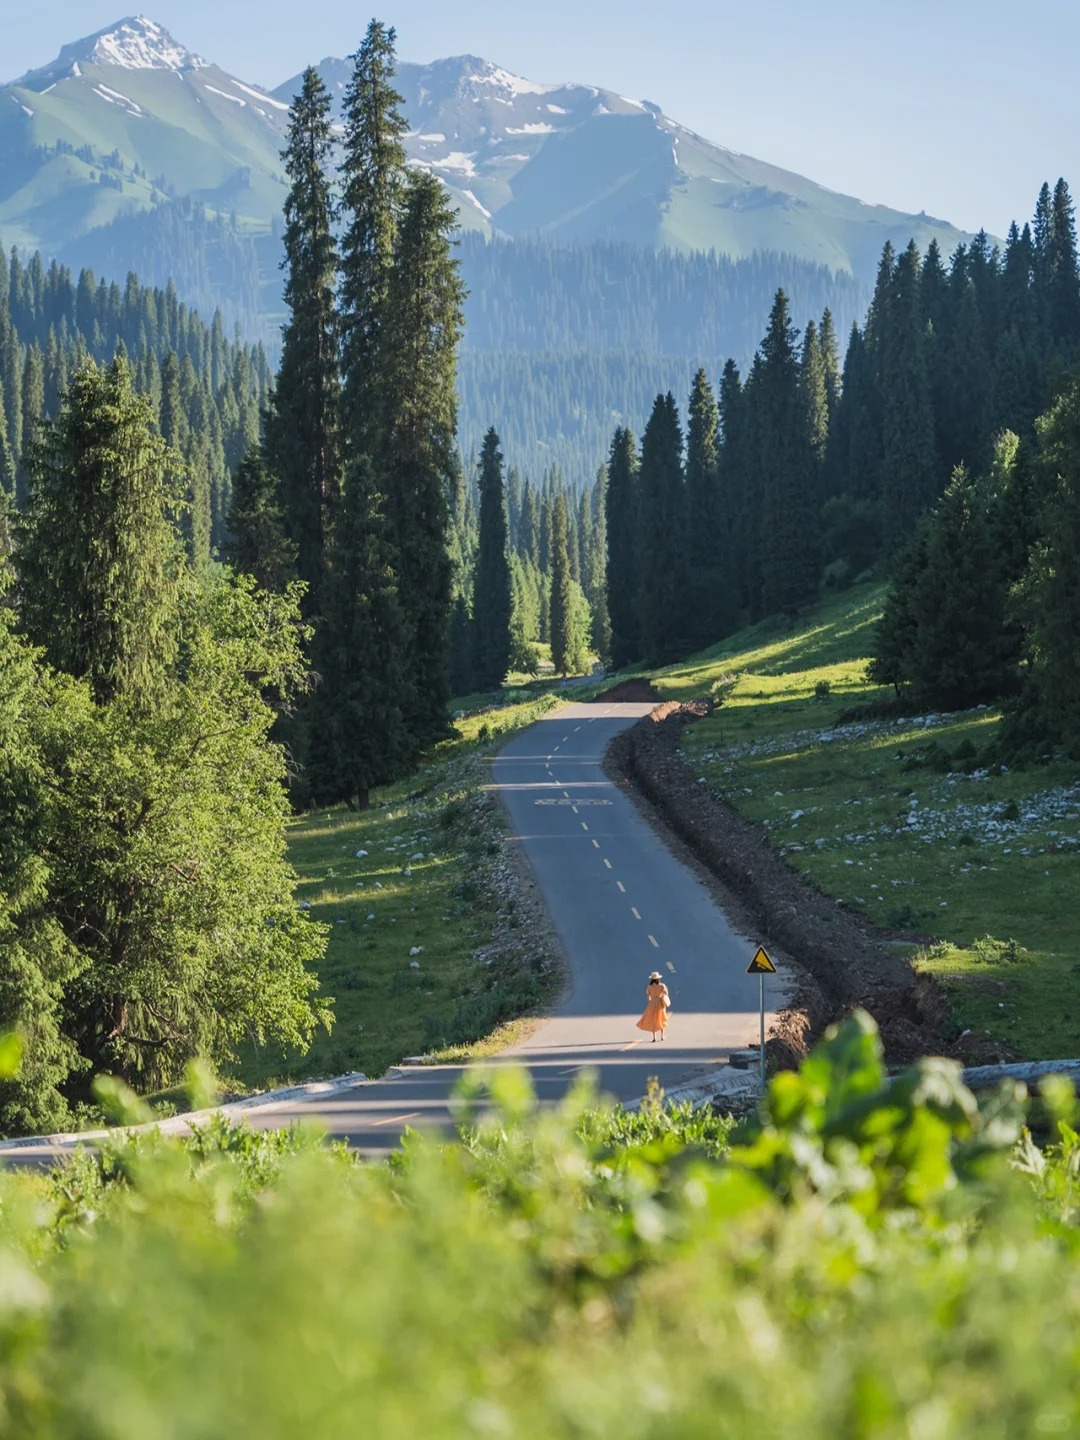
3 701 780 1164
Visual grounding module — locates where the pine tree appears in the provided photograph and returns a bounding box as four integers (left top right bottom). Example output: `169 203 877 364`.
868 522 930 696
904 466 1014 707
685 367 729 648
604 426 640 667
14 357 182 706
1045 179 1080 352
1012 377 1080 748
587 468 612 662
754 291 818 612
306 456 411 808
381 168 466 747
518 479 539 565
819 307 842 423
881 240 937 548
718 359 749 609
338 20 407 454
17 342 43 506
800 319 830 487
548 492 574 675
449 594 475 695
472 427 513 689
638 392 685 663
225 444 296 592
0 390 14 499
267 67 341 614
686 367 720 548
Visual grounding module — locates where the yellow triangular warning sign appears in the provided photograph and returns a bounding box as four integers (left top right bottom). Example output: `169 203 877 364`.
746 945 776 975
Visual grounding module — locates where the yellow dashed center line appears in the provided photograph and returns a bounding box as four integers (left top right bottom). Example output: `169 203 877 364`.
620 1039 643 1052
631 907 641 920
648 934 659 949
666 962 676 974
581 822 589 832
371 1112 421 1129
571 806 579 815
592 839 601 850
616 881 626 893
603 858 612 869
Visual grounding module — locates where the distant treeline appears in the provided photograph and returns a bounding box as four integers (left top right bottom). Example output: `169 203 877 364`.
457 234 868 481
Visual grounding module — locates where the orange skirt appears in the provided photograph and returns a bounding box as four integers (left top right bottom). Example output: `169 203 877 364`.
636 997 668 1034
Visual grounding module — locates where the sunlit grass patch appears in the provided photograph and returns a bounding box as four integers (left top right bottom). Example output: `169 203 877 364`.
664 585 1080 1061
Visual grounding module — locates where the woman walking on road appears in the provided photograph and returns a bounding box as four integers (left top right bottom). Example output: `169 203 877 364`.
636 971 670 1042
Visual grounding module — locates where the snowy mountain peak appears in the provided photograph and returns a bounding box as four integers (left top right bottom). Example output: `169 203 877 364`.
422 54 554 103
16 16 207 87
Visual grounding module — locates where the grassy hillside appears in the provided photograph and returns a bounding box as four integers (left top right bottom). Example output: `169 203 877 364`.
652 584 1080 1060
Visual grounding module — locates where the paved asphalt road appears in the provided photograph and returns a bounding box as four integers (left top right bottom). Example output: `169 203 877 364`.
2 701 780 1165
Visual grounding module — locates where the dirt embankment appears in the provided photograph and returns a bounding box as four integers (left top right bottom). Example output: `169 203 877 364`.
604 699 1011 1070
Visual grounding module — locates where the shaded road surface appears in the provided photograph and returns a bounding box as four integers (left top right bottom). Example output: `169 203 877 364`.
3 703 780 1165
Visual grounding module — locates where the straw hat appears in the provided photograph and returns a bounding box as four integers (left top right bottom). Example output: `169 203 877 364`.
648 971 662 981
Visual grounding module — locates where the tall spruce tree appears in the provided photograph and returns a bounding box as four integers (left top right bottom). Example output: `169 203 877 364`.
605 426 640 666
225 444 296 593
338 20 407 454
1013 376 1080 748
881 240 937 548
267 66 341 613
638 392 685 663
1046 178 1080 353
381 169 466 746
548 491 574 675
472 427 513 689
307 456 411 808
800 319 830 491
754 291 818 612
718 359 750 610
15 357 182 706
685 367 728 649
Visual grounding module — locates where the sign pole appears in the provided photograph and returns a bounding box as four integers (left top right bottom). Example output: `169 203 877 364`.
745 945 776 1097
759 970 765 1095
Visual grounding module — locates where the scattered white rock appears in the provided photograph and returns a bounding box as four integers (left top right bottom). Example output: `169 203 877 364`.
409 960 421 970
367 913 375 921
409 946 424 956
355 849 368 858
299 901 311 910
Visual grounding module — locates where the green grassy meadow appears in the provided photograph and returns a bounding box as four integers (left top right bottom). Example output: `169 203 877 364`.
652 583 1080 1060
231 692 562 1090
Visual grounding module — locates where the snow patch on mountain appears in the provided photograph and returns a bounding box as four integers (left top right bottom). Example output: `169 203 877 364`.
94 83 143 114
232 80 289 111
204 83 245 106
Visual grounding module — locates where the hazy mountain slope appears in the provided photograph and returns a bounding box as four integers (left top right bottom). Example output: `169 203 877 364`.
1 19 974 294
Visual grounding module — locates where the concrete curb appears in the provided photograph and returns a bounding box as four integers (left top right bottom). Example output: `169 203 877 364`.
0 1071 368 1153
623 1064 761 1111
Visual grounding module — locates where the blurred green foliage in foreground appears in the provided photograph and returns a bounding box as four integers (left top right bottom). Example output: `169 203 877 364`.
1 1012 1078 1437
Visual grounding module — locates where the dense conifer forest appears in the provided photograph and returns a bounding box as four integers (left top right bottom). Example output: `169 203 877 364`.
0 244 271 557
604 179 1080 755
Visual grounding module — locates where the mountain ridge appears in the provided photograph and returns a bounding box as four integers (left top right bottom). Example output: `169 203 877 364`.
274 51 970 274
1 16 976 285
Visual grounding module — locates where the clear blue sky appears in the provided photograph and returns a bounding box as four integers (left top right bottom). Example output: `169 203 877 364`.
4 0 1077 237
